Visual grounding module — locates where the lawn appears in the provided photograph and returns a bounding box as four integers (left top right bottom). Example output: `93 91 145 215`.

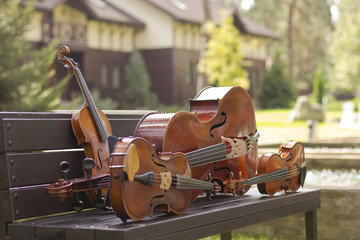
255 109 360 144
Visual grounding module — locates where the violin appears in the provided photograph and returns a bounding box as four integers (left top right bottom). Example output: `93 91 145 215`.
56 46 116 206
109 137 220 223
134 86 258 199
222 141 307 195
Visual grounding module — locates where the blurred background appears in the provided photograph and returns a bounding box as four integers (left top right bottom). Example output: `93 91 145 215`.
1 0 360 239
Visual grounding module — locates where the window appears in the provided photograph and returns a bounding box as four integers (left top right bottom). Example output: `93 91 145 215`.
113 66 120 89
101 64 108 88
185 61 194 85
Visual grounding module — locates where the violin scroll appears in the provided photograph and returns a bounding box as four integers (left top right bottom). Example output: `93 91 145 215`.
56 45 77 74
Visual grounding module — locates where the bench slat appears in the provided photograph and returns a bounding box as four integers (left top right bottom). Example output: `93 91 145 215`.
0 151 86 189
1 115 144 153
2 185 94 222
6 188 321 240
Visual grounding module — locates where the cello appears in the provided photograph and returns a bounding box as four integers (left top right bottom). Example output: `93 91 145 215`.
222 141 307 195
134 86 258 199
109 137 219 222
56 46 116 207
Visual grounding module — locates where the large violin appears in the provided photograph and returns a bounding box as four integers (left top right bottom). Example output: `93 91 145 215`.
134 86 258 199
56 46 116 206
109 137 219 222
222 141 307 195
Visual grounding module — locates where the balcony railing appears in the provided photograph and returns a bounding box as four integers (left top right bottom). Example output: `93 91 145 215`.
42 20 87 45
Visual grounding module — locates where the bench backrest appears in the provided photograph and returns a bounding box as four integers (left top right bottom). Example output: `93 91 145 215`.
0 111 146 238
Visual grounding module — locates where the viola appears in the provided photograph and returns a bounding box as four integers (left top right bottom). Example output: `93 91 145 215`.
134 86 258 199
223 141 307 195
57 46 116 206
109 137 220 223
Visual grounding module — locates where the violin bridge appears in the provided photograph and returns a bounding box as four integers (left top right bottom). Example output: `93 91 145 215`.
221 137 246 158
159 171 172 190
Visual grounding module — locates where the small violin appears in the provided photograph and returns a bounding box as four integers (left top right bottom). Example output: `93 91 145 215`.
223 141 307 195
109 137 220 223
57 46 115 177
57 46 117 206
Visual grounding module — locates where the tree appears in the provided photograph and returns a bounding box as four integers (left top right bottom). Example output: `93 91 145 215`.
246 0 333 93
312 66 325 104
0 0 68 111
122 48 159 109
258 53 295 109
327 0 360 97
197 16 249 89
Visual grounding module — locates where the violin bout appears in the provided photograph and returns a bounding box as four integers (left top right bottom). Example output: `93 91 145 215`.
222 141 307 196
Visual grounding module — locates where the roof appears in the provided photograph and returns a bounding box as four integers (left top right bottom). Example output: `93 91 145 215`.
32 0 278 38
33 0 144 27
234 12 279 39
146 0 278 39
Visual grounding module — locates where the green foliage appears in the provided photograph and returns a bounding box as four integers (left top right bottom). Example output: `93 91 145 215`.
0 0 68 111
91 89 118 110
122 48 159 109
258 54 295 109
197 16 249 89
327 0 360 97
246 0 333 92
312 66 325 104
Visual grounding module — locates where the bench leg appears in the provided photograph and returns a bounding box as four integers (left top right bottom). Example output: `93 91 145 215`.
220 231 232 240
305 210 318 240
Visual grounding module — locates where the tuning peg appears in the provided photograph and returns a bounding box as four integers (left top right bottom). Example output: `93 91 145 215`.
58 161 70 180
83 158 95 178
72 193 84 212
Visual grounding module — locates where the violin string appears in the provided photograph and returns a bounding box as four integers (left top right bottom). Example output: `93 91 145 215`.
188 148 235 166
138 173 213 190
245 168 299 184
187 143 242 158
241 166 303 185
187 142 251 167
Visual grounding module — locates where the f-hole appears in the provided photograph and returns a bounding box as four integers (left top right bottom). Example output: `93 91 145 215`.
97 149 103 170
209 112 227 138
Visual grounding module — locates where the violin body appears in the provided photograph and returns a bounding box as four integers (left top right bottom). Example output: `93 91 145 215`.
134 86 258 199
72 106 112 175
257 141 306 195
109 137 193 222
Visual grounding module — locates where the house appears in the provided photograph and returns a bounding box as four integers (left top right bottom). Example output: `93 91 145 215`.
25 0 278 106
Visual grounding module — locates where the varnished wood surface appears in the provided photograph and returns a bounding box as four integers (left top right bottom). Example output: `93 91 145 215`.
7 188 320 240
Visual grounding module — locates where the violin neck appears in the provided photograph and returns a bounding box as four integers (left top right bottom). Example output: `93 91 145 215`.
74 67 108 142
241 167 290 186
185 143 228 167
132 172 214 191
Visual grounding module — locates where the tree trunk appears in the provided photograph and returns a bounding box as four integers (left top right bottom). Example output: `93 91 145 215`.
287 0 297 82
197 0 211 91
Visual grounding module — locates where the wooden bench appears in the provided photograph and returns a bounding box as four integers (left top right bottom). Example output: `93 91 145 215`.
0 111 320 240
